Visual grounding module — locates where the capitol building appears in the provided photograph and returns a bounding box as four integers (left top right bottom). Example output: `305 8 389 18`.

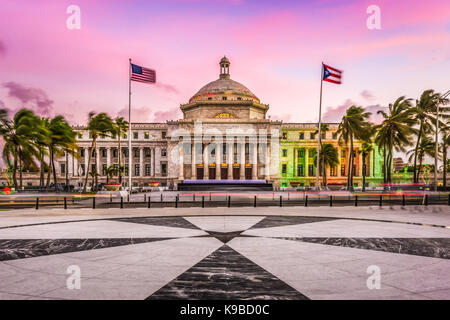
16 57 383 190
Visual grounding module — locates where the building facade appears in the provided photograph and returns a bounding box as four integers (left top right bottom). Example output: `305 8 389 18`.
4 57 384 190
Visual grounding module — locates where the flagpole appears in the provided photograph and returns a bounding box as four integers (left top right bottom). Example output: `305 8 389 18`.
128 58 132 193
316 63 324 190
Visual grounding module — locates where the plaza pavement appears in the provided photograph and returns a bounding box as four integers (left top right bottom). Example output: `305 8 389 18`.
0 205 449 300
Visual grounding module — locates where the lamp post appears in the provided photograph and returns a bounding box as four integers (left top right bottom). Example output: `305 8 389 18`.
435 90 450 192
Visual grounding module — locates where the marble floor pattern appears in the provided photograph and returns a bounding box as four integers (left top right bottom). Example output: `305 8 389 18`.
0 215 449 300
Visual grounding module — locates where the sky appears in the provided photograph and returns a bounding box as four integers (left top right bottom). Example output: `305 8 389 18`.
0 0 449 127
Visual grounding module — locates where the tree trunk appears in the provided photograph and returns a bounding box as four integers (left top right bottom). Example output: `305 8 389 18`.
118 134 122 183
12 156 18 190
51 148 58 187
65 150 69 192
83 141 95 193
93 140 98 192
349 135 354 190
19 152 23 190
362 153 366 192
443 139 447 189
39 159 44 188
413 122 423 183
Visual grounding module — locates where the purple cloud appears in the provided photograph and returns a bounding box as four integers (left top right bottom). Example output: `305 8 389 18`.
3 82 53 117
322 99 386 124
361 90 375 101
156 83 179 94
153 108 181 122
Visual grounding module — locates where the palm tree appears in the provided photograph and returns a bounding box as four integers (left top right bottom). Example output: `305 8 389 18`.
336 106 372 190
104 164 119 183
375 97 416 185
83 112 114 192
314 143 339 187
407 136 435 183
113 117 128 184
46 116 78 189
359 142 374 192
410 90 448 183
1 109 42 190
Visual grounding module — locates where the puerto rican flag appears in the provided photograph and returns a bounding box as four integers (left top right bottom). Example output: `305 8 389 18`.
322 63 342 84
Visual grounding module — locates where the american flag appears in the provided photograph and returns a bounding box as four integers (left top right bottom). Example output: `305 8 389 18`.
131 63 156 83
322 63 342 84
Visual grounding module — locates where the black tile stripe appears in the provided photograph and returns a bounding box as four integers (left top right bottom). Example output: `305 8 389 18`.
273 237 450 259
109 217 201 230
147 245 309 300
250 216 339 229
0 238 174 261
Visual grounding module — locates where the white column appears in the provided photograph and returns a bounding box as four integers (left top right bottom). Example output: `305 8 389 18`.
227 141 233 179
265 142 271 180
179 142 184 180
139 147 144 177
305 148 309 178
240 142 245 179
191 143 197 179
252 142 258 179
96 148 100 175
84 147 89 175
73 153 78 177
151 148 155 177
106 147 111 168
204 144 209 180
215 142 221 180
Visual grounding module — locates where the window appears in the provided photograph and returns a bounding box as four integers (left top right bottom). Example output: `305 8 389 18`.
135 164 140 176
124 165 129 176
222 96 227 100
145 148 151 157
91 164 96 173
80 164 85 175
299 132 304 140
123 149 129 157
91 149 96 157
245 143 249 155
341 150 346 158
298 149 304 158
60 163 66 175
133 132 138 139
282 164 287 174
332 132 338 139
80 149 85 157
308 165 314 177
78 133 83 139
282 132 287 139
134 149 139 158
102 149 107 157
113 149 118 158
297 164 304 176
145 164 151 176
102 164 107 175
321 133 326 139
308 149 315 158
330 166 337 177
144 132 150 139
310 133 315 140
341 165 346 176
161 148 167 157
208 97 212 100
123 133 127 139
237 97 242 100
162 131 166 139
282 149 287 157
222 143 227 155
161 163 167 175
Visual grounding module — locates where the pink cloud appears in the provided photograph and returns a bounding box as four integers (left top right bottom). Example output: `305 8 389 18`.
0 40 5 57
154 108 182 122
3 81 53 117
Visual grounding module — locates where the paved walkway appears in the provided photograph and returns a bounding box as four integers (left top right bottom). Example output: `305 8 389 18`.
0 206 449 300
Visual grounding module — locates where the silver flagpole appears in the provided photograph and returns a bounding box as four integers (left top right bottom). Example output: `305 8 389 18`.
316 63 324 190
128 58 132 193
